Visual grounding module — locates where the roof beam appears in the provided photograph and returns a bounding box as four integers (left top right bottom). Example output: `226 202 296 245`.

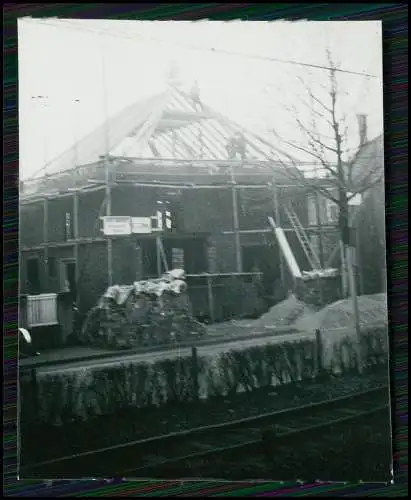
176 124 220 160
162 110 212 121
155 135 175 157
20 184 106 205
200 119 232 156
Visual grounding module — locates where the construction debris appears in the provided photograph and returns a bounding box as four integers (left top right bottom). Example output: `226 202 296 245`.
80 269 206 349
301 268 339 280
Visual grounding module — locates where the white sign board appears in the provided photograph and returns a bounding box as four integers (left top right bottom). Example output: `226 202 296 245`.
131 217 152 234
102 216 131 236
348 193 363 206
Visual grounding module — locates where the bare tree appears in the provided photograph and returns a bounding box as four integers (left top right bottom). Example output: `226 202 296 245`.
269 50 383 348
271 50 383 280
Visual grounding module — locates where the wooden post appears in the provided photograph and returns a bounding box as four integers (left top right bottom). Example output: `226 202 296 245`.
206 275 215 323
347 245 364 374
315 192 325 268
19 296 28 329
100 34 113 287
271 179 285 289
230 169 242 273
73 191 79 304
172 130 176 158
31 368 39 421
105 163 113 287
199 125 204 159
340 240 348 298
315 329 323 376
43 198 49 291
191 346 199 401
354 222 364 296
156 236 162 277
71 98 80 303
345 246 362 342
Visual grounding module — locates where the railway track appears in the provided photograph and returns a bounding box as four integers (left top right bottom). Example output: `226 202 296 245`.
21 386 389 479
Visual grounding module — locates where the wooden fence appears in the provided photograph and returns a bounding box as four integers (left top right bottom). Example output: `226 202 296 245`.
26 294 59 328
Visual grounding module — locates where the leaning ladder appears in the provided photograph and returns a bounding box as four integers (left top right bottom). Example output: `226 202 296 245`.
284 203 322 270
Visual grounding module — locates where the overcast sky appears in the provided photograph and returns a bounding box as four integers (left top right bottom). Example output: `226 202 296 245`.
18 18 383 179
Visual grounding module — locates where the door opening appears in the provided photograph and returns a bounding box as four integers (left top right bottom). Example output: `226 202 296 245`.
242 245 281 300
62 261 77 301
27 258 41 295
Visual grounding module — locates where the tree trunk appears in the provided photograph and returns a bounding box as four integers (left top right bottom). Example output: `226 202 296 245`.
340 240 348 298
338 187 350 298
345 243 363 372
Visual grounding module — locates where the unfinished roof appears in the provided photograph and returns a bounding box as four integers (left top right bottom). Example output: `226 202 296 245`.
34 86 286 179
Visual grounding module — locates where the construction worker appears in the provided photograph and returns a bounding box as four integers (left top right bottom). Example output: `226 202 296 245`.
226 132 246 161
234 131 246 161
226 136 237 160
190 80 202 111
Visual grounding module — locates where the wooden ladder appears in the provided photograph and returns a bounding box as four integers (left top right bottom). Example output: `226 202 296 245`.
284 203 322 271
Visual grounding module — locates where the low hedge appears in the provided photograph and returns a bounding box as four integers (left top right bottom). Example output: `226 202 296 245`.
20 326 388 426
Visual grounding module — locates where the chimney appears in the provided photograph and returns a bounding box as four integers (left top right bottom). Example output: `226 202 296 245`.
357 114 368 147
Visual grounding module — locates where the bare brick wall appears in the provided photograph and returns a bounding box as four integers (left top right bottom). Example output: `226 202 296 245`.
111 185 159 218
76 241 108 315
78 190 106 238
20 202 44 247
212 234 237 273
19 249 45 295
47 196 74 243
182 189 234 233
46 246 76 293
111 238 139 285
19 182 346 318
356 181 386 294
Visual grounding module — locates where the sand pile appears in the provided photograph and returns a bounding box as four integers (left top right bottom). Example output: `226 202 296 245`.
210 293 388 338
257 293 317 328
209 294 317 334
295 293 388 332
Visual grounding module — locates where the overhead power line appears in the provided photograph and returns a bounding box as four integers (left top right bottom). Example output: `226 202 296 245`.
26 18 379 79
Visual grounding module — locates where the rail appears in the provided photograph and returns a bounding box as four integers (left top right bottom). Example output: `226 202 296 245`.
21 385 389 477
26 294 58 328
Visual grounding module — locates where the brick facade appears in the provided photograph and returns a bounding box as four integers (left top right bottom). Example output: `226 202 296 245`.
20 178 341 319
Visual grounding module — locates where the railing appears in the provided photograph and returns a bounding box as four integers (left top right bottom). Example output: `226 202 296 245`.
27 293 59 327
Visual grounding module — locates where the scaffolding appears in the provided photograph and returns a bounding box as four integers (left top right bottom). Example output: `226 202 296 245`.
20 86 342 314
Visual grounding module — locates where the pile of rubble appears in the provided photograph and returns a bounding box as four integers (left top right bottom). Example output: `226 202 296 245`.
301 268 339 280
80 269 206 349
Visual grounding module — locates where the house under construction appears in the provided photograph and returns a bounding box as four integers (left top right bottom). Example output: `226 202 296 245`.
20 85 343 330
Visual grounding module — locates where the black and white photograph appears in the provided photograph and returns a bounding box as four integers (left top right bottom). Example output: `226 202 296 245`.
18 19 392 482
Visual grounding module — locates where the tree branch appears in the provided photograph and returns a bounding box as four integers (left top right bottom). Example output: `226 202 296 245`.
295 115 338 154
271 49 382 215
277 135 347 191
308 89 334 116
347 170 384 199
270 150 341 205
